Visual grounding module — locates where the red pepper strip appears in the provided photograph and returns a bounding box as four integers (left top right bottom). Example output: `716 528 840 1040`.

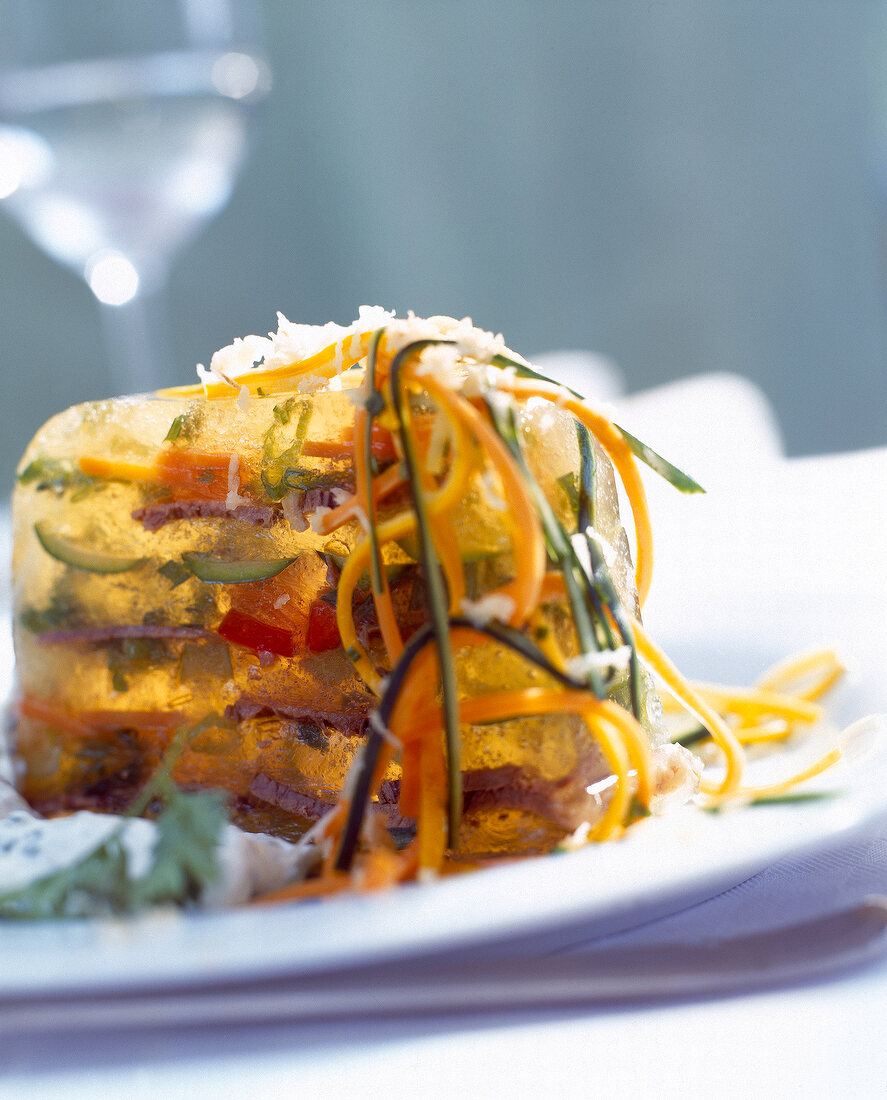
306 599 342 653
217 609 295 658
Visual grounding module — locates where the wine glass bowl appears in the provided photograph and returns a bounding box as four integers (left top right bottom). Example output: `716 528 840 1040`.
0 1 270 392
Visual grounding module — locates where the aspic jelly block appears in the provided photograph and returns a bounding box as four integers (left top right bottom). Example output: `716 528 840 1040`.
11 314 691 861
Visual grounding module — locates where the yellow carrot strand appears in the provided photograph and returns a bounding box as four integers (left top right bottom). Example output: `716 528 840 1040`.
501 377 654 607
353 402 404 664
160 332 375 400
632 620 745 797
420 376 546 625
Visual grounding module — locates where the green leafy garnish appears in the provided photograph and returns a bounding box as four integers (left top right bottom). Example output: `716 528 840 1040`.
164 405 203 444
0 722 226 920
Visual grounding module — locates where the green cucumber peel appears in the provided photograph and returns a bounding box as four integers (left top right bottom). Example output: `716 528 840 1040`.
181 551 298 584
34 522 143 574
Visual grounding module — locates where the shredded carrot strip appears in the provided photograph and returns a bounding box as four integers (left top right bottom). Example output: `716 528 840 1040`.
397 739 422 820
632 620 745 797
705 747 843 809
353 402 403 664
396 388 467 613
313 461 406 534
417 734 449 873
336 510 416 693
356 841 420 891
250 872 352 906
420 376 546 626
501 378 654 607
756 648 845 703
669 683 822 725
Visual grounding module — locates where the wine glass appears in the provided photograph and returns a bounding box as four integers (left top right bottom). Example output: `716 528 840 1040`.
0 0 270 394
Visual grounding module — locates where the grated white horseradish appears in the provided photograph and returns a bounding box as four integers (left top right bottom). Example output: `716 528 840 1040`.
459 593 516 627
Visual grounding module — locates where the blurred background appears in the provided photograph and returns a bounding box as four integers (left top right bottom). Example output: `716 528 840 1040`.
1 1 886 483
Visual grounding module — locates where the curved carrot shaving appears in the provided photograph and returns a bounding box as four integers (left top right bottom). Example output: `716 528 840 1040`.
676 684 821 725
705 747 843 810
313 461 406 534
355 841 420 891
334 387 479 693
632 620 745 798
756 648 845 703
336 509 417 693
394 380 467 613
417 733 449 873
419 376 546 626
159 331 377 401
501 378 654 607
251 872 352 906
353 401 403 664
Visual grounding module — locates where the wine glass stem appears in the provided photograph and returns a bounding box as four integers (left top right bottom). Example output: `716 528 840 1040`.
97 282 176 396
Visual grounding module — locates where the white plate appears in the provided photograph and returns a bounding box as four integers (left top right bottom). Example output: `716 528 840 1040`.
1 437 886 1002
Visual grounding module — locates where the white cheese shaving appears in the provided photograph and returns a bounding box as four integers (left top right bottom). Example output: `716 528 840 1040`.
209 334 270 382
194 306 395 387
273 593 291 609
571 529 618 572
459 593 516 627
237 384 251 411
295 373 328 394
226 453 249 510
565 646 633 680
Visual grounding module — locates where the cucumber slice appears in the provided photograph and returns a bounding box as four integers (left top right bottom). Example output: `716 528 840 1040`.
181 551 299 584
34 522 144 574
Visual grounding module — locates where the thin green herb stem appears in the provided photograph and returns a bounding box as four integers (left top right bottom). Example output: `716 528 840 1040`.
575 423 644 721
484 393 607 697
361 328 387 596
333 610 617 871
490 352 704 494
333 721 386 871
389 338 463 846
